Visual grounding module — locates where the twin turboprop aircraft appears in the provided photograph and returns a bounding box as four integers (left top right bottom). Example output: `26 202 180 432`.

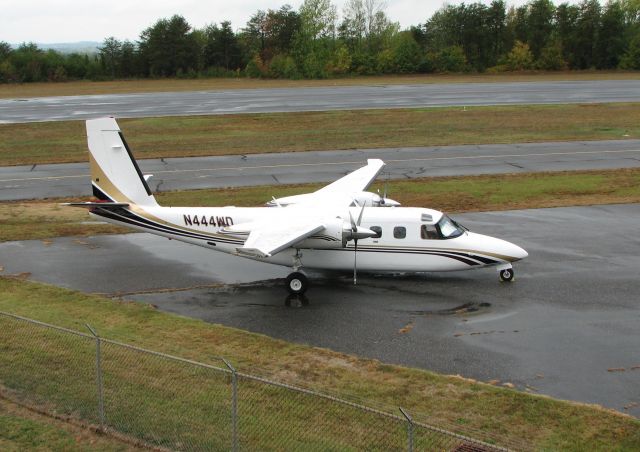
68 117 528 294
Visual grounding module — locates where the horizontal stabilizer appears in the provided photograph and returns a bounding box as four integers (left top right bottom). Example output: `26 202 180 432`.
63 202 130 209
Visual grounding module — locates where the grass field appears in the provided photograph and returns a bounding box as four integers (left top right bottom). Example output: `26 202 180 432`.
2 168 639 243
0 398 137 451
1 103 640 166
1 71 639 99
0 277 638 451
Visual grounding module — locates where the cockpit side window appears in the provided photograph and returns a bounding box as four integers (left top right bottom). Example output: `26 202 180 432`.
437 215 464 239
420 224 439 240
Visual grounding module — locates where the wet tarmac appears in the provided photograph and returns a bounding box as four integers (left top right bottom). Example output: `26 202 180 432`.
0 204 638 416
2 80 640 123
2 139 640 201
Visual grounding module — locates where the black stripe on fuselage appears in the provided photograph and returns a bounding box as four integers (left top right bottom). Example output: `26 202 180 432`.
92 207 244 245
92 206 499 266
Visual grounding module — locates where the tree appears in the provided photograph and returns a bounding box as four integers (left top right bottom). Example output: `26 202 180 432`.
619 31 640 68
204 21 242 71
505 40 534 70
99 37 122 78
528 0 555 59
0 42 11 62
573 0 601 69
555 3 580 66
392 31 421 73
138 15 200 76
293 0 338 78
596 0 626 68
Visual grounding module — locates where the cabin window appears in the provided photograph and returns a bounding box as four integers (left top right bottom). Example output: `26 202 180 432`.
393 226 406 239
370 226 382 238
421 224 439 240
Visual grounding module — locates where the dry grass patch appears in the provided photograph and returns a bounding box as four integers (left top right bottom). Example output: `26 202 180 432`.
1 71 639 99
2 103 640 166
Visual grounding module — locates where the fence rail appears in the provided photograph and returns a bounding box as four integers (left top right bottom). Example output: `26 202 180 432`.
0 310 513 451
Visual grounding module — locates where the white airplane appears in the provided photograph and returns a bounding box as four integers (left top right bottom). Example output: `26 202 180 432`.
68 117 528 294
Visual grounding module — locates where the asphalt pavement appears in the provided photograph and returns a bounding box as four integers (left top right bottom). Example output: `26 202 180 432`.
1 204 638 416
2 139 640 201
1 80 640 123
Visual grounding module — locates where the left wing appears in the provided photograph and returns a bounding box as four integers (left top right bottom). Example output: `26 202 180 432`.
232 218 325 258
314 159 385 195
267 159 385 207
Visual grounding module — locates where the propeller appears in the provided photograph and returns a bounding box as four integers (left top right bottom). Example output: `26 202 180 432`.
347 201 374 285
376 181 400 207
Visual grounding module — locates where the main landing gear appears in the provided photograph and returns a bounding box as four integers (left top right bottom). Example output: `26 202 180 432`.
497 264 515 282
286 272 309 294
286 250 309 294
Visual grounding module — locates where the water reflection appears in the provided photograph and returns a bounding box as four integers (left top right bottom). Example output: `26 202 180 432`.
284 293 309 308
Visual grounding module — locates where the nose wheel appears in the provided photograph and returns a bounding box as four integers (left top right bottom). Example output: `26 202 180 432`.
499 268 514 282
286 272 309 294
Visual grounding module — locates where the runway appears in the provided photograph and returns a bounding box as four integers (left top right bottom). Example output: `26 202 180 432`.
2 80 640 123
1 204 638 416
2 139 640 201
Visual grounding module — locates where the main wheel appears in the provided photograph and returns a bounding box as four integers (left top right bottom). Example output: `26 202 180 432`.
286 272 309 294
499 268 514 282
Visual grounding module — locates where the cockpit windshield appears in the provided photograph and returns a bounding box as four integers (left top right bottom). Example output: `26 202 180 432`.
437 215 465 239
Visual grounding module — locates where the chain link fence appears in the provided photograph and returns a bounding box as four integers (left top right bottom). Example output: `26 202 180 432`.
0 311 513 451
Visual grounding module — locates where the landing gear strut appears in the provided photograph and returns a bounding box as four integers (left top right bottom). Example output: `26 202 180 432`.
286 272 309 294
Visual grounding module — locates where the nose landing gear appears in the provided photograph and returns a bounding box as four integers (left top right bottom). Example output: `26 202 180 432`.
499 268 514 282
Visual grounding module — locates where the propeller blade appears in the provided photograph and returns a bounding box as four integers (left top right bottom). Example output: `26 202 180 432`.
353 239 358 285
383 181 388 199
349 210 357 232
357 202 365 226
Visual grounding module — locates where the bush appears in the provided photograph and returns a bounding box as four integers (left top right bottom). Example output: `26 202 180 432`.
537 42 567 70
269 54 300 78
431 46 468 73
245 54 268 78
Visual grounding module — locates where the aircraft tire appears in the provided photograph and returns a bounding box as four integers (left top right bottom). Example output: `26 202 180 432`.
499 268 514 282
286 272 309 294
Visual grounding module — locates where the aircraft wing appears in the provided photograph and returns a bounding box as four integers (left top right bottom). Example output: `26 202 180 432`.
235 218 325 258
315 159 385 195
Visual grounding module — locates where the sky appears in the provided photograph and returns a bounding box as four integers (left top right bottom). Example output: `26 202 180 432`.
2 0 574 44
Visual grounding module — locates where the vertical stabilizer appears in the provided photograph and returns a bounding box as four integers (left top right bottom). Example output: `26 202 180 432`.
86 117 157 206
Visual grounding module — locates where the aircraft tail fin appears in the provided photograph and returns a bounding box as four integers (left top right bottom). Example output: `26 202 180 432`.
86 117 158 207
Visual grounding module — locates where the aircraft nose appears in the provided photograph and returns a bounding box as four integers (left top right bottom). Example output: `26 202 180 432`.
509 243 528 261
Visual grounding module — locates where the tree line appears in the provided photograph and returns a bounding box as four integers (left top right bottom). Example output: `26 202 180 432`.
2 0 640 83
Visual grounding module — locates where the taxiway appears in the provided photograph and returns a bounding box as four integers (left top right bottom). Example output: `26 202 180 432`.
2 139 640 201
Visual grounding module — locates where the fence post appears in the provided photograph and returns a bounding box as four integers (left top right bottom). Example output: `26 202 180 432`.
223 358 238 452
86 324 105 431
399 407 414 452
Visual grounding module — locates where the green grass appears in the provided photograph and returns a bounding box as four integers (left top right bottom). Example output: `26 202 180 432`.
0 278 638 451
2 103 640 165
3 168 639 243
0 399 136 451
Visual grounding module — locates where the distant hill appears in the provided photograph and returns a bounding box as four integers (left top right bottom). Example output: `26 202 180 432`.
12 41 101 54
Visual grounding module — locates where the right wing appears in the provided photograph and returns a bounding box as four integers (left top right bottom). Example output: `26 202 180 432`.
231 218 326 258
